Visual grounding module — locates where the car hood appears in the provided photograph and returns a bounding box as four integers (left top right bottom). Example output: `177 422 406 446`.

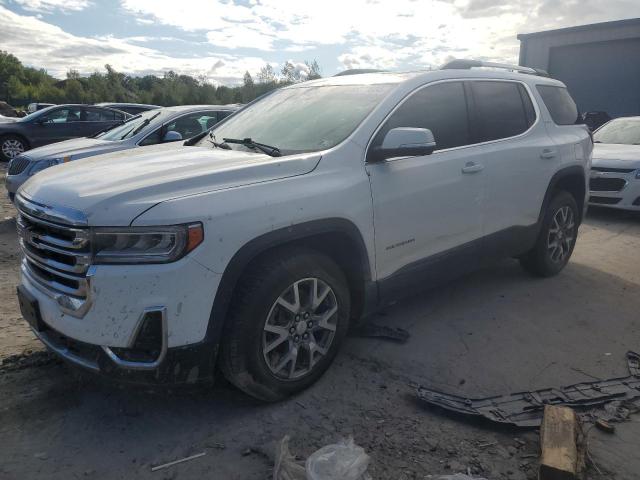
0 116 19 123
20 144 322 226
592 144 640 169
24 137 122 161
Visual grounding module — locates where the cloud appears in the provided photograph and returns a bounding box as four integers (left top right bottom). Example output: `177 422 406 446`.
10 0 91 13
0 6 269 84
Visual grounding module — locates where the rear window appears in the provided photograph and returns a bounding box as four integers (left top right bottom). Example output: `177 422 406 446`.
536 85 579 125
471 81 535 142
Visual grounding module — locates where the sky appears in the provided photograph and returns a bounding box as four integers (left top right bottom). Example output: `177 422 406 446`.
1 0 639 85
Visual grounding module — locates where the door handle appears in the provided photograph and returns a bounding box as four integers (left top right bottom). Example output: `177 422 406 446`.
461 162 484 174
540 149 557 159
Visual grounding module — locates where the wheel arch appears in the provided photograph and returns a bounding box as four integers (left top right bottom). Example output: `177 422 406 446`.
0 131 30 147
539 166 587 226
204 218 376 347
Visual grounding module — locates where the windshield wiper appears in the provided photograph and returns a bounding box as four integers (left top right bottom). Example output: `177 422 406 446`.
128 112 161 138
222 137 281 157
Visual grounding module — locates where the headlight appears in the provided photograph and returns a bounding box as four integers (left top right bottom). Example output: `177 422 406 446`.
92 223 203 264
28 156 70 174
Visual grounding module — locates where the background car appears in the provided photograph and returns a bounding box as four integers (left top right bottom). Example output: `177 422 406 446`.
5 104 239 200
582 111 612 131
94 102 161 115
589 116 640 211
0 104 130 161
27 103 56 114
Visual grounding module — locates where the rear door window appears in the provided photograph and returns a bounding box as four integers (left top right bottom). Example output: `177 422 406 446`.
536 85 579 125
471 81 534 142
371 81 471 153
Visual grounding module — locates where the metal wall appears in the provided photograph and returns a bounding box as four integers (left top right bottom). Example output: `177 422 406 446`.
519 19 640 117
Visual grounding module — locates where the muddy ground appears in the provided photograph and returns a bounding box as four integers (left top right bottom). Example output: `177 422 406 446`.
1 161 639 479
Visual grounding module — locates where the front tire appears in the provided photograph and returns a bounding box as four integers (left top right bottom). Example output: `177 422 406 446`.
220 247 350 401
520 191 579 277
1 135 28 162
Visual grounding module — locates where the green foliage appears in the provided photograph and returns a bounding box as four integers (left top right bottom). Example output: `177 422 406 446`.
0 51 324 108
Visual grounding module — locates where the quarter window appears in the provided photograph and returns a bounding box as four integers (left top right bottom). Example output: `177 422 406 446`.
471 81 534 142
371 81 471 153
536 85 579 125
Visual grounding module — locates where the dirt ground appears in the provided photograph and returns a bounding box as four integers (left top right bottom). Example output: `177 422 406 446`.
1 161 639 479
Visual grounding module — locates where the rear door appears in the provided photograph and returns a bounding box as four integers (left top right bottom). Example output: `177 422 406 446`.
470 80 552 249
81 107 125 137
366 81 486 293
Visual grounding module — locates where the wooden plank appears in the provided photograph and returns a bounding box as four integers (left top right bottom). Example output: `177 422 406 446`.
539 405 580 480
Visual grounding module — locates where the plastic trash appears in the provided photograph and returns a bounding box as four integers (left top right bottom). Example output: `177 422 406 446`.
306 437 370 480
273 435 306 480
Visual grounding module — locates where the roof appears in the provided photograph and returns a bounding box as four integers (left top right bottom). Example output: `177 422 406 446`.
518 17 640 40
163 104 241 112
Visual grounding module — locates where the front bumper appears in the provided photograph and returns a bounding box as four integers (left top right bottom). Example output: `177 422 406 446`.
588 170 640 211
19 253 223 385
5 172 28 199
29 313 218 385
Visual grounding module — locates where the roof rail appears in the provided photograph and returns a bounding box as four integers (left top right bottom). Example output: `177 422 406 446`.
440 59 549 77
334 68 387 77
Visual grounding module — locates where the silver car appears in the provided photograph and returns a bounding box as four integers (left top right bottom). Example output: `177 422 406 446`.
5 104 238 201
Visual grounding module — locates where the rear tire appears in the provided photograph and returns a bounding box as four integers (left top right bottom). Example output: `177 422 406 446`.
219 247 350 401
520 191 579 277
0 135 28 162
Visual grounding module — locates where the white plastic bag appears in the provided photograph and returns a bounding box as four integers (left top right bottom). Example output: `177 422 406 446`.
305 437 370 480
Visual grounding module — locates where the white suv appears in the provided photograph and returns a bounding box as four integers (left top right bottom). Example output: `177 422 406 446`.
15 61 591 400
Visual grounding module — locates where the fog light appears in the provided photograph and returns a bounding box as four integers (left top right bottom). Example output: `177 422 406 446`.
104 308 167 369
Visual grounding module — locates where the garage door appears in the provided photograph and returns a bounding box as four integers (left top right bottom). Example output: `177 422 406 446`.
549 38 640 117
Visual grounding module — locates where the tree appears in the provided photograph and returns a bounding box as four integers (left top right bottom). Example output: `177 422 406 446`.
257 64 276 84
306 60 321 80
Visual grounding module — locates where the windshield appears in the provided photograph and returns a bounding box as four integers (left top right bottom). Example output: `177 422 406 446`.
594 119 640 145
197 84 393 154
97 109 164 141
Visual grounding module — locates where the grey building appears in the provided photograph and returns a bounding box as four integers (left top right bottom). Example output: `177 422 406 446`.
518 18 640 118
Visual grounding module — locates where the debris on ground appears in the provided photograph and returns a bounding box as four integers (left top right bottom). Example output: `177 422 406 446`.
150 452 206 472
273 435 306 480
539 405 583 480
435 475 488 480
594 418 615 434
350 323 410 343
306 437 370 480
416 350 640 427
273 436 371 480
0 350 59 373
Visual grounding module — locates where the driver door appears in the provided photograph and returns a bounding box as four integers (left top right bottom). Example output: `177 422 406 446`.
32 106 84 146
365 81 486 299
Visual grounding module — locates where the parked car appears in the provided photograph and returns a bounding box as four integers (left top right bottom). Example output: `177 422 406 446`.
582 111 611 131
5 105 239 201
0 104 131 162
588 116 640 211
94 103 161 115
27 103 56 114
14 60 591 400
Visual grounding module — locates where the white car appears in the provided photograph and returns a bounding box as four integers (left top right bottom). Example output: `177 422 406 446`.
589 117 640 211
14 60 591 400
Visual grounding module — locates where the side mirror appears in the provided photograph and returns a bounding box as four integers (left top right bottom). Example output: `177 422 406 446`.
369 127 436 163
162 130 183 143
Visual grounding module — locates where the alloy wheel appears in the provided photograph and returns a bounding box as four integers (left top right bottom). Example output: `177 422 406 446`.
262 277 338 380
2 139 24 159
547 205 575 263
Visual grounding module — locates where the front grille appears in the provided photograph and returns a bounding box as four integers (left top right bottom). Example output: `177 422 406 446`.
591 166 636 174
17 208 91 300
589 177 627 192
589 196 622 205
8 156 30 175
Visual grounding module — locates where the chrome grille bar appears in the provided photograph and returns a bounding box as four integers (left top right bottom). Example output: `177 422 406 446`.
15 193 92 316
